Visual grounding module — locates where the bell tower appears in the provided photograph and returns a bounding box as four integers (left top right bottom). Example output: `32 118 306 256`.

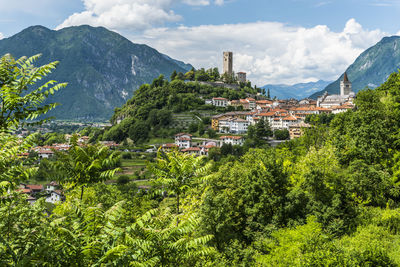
340 72 352 96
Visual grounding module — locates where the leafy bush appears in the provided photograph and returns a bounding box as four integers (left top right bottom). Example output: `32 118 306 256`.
117 175 130 185
121 152 132 159
274 129 290 140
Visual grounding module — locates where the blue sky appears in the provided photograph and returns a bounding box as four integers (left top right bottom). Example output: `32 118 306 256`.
1 0 399 85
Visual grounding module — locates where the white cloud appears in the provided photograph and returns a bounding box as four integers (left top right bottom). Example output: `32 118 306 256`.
131 19 388 85
183 0 210 5
57 0 181 31
56 0 219 31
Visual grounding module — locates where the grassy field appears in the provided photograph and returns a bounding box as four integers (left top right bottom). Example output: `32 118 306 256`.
145 137 174 145
118 158 147 176
121 159 147 167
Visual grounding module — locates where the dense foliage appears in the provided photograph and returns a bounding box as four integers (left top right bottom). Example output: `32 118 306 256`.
4 54 400 265
0 54 66 131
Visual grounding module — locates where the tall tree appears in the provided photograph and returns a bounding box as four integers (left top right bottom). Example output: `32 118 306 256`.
148 150 209 223
170 70 177 81
54 144 121 200
0 54 67 131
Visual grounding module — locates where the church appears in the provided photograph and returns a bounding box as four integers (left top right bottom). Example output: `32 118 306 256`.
317 72 355 108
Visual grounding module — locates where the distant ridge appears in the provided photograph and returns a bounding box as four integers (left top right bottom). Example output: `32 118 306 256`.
310 35 400 99
262 80 332 100
0 25 192 120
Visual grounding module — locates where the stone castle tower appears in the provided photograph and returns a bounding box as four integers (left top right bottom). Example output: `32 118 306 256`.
223 52 233 76
340 72 352 96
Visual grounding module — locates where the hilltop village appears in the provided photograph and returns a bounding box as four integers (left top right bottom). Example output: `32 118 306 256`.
160 52 355 156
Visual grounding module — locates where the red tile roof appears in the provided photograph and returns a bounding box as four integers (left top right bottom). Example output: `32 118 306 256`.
256 100 273 104
283 116 298 121
26 184 43 191
17 188 32 194
258 112 275 117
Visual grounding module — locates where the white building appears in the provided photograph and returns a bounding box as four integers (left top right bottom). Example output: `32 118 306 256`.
37 149 54 159
46 190 64 204
212 97 228 107
282 115 300 129
331 104 354 114
317 72 355 108
218 118 249 134
45 181 59 192
175 133 192 149
220 136 244 146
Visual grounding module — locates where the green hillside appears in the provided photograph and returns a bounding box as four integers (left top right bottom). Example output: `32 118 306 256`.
0 25 192 120
103 75 260 143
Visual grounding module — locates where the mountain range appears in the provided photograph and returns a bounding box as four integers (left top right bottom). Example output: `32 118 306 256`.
0 25 192 120
310 36 400 99
262 80 332 100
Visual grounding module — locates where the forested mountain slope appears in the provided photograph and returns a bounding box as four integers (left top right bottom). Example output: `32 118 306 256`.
0 25 192 120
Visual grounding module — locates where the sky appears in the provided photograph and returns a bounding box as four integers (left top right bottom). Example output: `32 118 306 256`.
1 0 400 86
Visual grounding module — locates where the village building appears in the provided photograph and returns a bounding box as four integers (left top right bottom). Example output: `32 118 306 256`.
220 136 245 146
46 181 59 192
211 111 248 130
100 141 120 149
199 141 218 156
299 98 317 106
181 147 201 156
255 100 273 110
317 72 355 109
282 115 301 129
218 117 249 134
46 190 65 204
52 143 71 151
331 103 354 114
37 149 54 159
26 184 44 194
162 143 179 152
289 122 312 139
78 136 90 144
237 72 247 83
229 98 256 110
175 133 192 149
212 97 228 107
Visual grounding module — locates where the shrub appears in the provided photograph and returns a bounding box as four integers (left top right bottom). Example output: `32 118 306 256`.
117 175 130 185
121 152 132 159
